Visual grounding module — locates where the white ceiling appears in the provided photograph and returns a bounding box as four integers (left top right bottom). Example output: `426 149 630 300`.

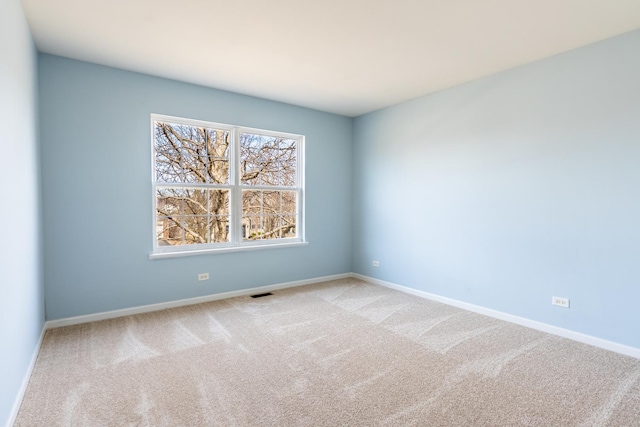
21 0 640 117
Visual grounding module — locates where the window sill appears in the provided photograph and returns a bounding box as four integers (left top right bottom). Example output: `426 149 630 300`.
149 241 308 260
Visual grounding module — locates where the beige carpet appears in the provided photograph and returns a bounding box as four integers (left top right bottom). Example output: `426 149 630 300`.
15 278 640 426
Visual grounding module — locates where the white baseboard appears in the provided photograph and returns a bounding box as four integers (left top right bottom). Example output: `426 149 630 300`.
5 324 47 427
46 273 352 329
352 273 640 360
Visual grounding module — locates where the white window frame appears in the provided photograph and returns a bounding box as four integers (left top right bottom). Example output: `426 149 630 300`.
149 114 306 259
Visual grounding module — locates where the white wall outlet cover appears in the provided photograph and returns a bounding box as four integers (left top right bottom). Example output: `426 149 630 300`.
552 296 569 308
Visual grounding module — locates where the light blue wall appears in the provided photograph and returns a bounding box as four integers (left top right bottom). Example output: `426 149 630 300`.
353 30 640 348
0 0 44 425
39 55 352 320
32 25 640 351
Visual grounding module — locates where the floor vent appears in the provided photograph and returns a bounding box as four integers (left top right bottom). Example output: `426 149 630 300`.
250 292 273 298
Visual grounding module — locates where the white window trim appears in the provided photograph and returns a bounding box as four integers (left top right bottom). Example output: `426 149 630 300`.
149 114 306 259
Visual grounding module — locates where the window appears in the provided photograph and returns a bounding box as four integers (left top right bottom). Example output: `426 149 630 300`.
151 114 304 257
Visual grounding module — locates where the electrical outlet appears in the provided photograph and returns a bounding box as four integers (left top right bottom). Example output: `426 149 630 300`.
552 296 569 308
372 260 380 267
198 273 209 281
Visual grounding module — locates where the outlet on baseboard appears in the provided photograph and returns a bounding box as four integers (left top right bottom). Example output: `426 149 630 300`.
372 260 380 267
198 273 209 281
552 296 569 308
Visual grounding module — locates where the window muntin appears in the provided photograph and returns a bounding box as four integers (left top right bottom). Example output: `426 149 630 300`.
152 115 304 255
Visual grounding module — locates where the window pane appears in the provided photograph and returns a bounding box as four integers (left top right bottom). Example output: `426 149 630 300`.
183 189 210 216
182 216 230 244
157 215 230 246
242 190 297 241
242 216 260 240
242 215 274 240
240 133 296 186
157 188 229 215
156 187 186 216
209 159 229 185
156 216 184 246
183 216 209 245
208 189 230 216
154 121 230 184
209 216 230 243
156 187 230 246
281 191 297 214
282 215 297 238
242 215 296 241
262 190 280 213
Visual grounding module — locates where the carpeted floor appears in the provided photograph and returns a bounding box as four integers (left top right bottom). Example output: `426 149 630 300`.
15 278 640 426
